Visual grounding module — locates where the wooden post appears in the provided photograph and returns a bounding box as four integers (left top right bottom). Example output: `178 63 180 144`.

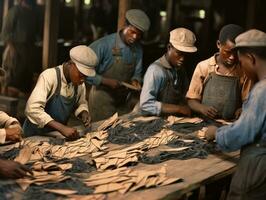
117 0 131 31
3 0 13 19
42 0 59 69
165 0 173 34
74 0 83 39
246 0 257 28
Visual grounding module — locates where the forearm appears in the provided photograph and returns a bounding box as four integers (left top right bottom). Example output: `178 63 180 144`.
161 103 189 115
46 120 66 133
187 99 203 113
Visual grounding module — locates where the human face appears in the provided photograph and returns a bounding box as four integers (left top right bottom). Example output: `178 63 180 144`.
167 44 187 69
237 52 257 81
123 25 143 45
69 63 86 86
217 40 238 67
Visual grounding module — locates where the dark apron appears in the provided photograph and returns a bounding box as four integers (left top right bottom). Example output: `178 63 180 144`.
157 62 187 105
228 143 266 200
23 67 77 137
89 42 136 122
202 73 241 119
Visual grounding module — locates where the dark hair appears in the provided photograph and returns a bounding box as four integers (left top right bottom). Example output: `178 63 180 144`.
237 47 266 60
219 24 244 44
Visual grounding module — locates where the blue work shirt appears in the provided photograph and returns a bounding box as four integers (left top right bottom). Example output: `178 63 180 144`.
216 79 266 152
86 32 143 86
140 55 188 116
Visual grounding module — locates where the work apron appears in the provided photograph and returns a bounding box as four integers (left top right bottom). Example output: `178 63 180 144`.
227 143 266 200
201 72 241 119
23 67 77 137
157 62 187 106
89 44 136 122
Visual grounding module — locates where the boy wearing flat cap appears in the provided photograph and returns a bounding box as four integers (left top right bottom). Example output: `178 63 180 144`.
204 29 266 199
187 24 253 120
139 28 196 116
86 9 150 122
23 45 98 140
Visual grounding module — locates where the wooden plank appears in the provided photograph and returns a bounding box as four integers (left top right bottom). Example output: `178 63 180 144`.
108 152 239 200
117 0 131 31
42 0 59 69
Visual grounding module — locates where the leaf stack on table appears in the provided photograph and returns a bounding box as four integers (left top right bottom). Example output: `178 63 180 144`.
0 113 226 199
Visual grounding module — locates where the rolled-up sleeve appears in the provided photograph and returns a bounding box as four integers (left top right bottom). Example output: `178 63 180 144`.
0 111 18 144
216 84 266 152
74 83 89 117
186 61 208 100
140 65 164 116
25 71 55 128
86 39 108 86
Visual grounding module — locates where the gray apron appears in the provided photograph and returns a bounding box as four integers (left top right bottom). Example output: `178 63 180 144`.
227 143 266 200
89 41 136 122
23 67 77 137
202 73 241 119
157 62 188 106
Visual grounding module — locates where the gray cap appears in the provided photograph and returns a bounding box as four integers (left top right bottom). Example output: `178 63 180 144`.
70 45 98 77
235 29 266 48
125 9 150 32
169 28 197 53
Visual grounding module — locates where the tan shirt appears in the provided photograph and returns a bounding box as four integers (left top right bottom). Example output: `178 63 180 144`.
25 65 89 128
0 111 18 143
186 54 253 101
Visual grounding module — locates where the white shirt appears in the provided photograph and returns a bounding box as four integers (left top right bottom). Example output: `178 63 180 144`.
25 65 89 128
0 111 18 143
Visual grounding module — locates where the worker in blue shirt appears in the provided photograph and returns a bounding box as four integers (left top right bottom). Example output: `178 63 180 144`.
139 28 197 116
204 29 266 199
86 9 150 122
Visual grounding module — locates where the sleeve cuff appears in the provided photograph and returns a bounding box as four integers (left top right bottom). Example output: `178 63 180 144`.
0 129 6 144
155 101 162 116
5 117 19 127
94 74 102 86
75 105 89 117
131 76 142 84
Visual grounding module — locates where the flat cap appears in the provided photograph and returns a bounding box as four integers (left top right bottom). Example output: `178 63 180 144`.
170 28 197 53
70 45 98 77
235 29 266 48
126 9 150 32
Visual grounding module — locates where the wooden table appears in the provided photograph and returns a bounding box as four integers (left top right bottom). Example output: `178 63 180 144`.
0 116 239 200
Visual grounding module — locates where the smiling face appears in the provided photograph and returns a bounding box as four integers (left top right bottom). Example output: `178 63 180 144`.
69 63 86 86
217 40 238 67
122 25 143 45
167 43 188 69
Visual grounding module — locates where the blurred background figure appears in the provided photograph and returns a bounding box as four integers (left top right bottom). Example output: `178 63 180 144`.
1 0 38 98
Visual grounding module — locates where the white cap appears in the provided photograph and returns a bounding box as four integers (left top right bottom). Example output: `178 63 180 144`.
69 45 98 77
170 28 197 53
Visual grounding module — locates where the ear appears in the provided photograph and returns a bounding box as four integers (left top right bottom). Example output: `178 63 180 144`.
167 43 171 51
246 53 256 65
216 40 221 49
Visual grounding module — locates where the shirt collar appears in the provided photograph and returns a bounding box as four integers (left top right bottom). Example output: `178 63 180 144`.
159 55 172 69
116 31 126 49
209 53 238 75
60 64 71 86
209 53 219 66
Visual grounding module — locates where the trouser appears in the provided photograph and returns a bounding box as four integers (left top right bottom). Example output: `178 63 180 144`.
227 144 266 200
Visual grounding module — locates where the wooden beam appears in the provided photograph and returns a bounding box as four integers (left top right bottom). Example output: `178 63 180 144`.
246 0 257 28
3 0 13 19
74 0 83 38
165 0 174 34
117 0 131 31
42 0 59 69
